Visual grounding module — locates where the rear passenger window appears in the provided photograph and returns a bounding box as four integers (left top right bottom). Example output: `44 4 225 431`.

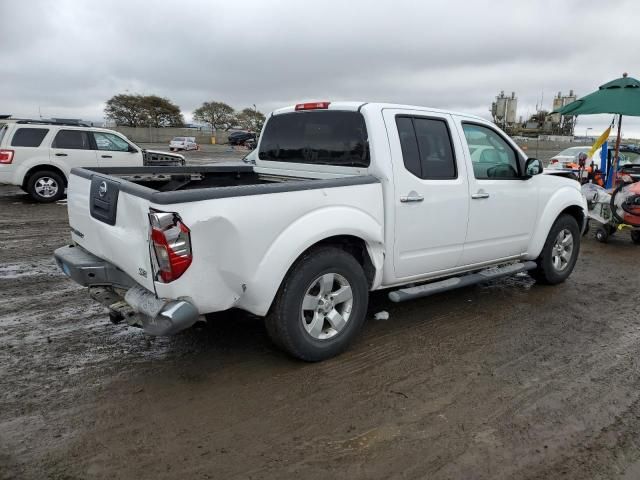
11 128 49 147
396 116 457 179
52 130 91 150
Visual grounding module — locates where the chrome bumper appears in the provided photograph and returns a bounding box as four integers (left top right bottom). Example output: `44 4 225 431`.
54 245 199 335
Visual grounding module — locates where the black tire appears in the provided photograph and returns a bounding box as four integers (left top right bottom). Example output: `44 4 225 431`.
631 230 640 245
595 228 609 243
26 170 65 203
531 214 581 285
265 247 369 362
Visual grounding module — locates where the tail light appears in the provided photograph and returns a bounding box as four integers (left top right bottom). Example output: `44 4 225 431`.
0 149 14 164
550 159 559 165
149 211 192 283
295 101 331 111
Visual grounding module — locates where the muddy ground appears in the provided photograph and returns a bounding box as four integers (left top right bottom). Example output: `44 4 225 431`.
2 150 640 479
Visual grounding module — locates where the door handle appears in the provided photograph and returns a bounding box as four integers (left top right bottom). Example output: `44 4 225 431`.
400 193 424 203
471 191 490 199
55 153 68 157
101 155 112 158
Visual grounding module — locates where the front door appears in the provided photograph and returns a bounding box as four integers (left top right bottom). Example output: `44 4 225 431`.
384 109 470 280
92 131 137 167
457 121 538 266
50 129 98 176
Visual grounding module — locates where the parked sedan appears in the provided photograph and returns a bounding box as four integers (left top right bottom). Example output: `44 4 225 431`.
548 146 597 169
169 137 198 151
228 131 256 146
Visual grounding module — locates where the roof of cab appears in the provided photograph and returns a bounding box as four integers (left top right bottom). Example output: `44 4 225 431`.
271 101 486 122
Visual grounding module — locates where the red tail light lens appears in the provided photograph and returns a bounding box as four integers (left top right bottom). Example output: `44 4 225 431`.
0 149 14 164
295 101 331 111
149 211 192 283
550 159 559 164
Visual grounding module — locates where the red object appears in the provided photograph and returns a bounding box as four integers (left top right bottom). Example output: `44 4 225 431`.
150 216 192 283
622 182 640 226
0 149 14 164
550 159 559 165
295 101 331 111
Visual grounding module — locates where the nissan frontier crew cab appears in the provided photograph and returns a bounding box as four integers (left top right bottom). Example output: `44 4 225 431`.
54 101 588 361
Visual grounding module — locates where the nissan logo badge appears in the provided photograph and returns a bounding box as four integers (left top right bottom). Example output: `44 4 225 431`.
98 181 108 198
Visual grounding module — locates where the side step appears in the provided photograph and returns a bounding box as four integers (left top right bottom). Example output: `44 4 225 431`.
388 261 537 303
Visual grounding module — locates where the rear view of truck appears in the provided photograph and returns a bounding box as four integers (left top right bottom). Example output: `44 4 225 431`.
55 103 384 361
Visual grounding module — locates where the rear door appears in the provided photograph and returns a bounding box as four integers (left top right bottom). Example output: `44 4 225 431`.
50 129 97 176
383 109 470 279
456 120 538 265
92 131 140 167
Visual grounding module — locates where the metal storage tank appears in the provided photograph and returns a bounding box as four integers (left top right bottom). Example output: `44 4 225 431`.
494 91 507 121
506 92 517 124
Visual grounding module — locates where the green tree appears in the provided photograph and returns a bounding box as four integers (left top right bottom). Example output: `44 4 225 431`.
236 107 266 133
192 101 235 131
105 94 184 127
104 94 146 127
141 95 184 127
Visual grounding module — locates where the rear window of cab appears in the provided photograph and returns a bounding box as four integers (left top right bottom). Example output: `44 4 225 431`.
258 111 369 167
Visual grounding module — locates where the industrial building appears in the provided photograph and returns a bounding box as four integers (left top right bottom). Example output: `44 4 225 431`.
491 90 577 137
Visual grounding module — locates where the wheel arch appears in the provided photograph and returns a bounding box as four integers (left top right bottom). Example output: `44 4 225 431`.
525 187 587 260
238 209 384 317
22 164 67 189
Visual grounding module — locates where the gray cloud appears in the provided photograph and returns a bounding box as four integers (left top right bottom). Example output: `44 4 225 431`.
2 0 640 136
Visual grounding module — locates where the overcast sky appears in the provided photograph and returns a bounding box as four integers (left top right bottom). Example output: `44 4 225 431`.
2 0 640 137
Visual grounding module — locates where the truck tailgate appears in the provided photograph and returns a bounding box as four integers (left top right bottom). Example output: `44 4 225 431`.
67 172 155 292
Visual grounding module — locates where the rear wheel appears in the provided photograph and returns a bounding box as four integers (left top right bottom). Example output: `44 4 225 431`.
531 214 580 285
26 170 65 203
595 228 609 243
265 247 369 361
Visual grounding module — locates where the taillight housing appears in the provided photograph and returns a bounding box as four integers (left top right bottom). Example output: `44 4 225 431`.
0 149 14 164
550 159 559 164
295 101 331 111
149 211 192 283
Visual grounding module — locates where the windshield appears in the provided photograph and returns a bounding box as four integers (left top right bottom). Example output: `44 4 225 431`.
258 110 369 167
619 151 640 166
557 147 587 157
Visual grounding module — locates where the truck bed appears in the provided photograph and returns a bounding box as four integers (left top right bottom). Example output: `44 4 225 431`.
70 165 378 205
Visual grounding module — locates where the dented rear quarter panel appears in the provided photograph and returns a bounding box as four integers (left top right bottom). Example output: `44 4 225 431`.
152 181 385 316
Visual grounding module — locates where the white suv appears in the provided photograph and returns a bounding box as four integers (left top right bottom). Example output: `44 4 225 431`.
0 120 184 202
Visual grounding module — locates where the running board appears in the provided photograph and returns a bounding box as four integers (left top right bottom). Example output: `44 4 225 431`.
388 261 537 303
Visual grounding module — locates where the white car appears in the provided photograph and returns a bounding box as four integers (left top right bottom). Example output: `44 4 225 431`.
548 146 601 169
169 137 198 151
0 120 185 202
55 101 587 361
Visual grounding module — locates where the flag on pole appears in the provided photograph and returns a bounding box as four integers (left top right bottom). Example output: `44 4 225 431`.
587 126 612 159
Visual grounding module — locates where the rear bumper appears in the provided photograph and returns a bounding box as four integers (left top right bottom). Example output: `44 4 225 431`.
54 244 199 335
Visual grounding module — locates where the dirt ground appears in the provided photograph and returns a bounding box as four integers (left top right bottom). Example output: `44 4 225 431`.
2 149 640 479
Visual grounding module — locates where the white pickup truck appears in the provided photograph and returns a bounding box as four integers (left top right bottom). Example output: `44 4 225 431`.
54 101 587 361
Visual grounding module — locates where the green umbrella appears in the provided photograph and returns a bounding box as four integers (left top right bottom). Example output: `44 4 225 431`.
556 73 640 177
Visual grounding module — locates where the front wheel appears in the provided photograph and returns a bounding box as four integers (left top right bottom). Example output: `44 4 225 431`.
531 214 581 285
265 247 369 361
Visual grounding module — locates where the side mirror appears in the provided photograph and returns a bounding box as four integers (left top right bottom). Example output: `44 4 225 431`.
128 144 138 153
524 158 543 178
